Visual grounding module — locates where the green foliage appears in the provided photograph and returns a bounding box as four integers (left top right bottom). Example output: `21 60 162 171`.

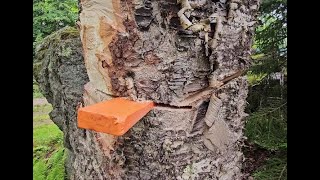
33 103 66 180
46 149 67 180
33 80 44 98
33 0 78 57
33 148 66 180
246 0 287 149
245 0 287 178
245 98 287 151
253 155 287 180
33 159 47 180
34 145 51 158
251 0 287 75
247 71 267 86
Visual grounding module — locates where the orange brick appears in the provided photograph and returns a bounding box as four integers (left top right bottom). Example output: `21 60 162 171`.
77 98 154 136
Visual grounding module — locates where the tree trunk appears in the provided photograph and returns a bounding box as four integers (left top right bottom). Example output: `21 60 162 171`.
35 0 260 179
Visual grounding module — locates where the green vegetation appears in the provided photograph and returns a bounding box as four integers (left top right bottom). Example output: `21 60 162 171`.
33 104 53 116
33 114 50 122
33 0 78 58
246 98 287 151
33 124 62 146
33 146 66 180
246 71 267 86
245 0 287 179
33 80 44 98
253 155 287 180
33 101 66 180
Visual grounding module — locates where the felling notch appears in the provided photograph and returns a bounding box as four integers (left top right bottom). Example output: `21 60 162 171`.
77 98 155 136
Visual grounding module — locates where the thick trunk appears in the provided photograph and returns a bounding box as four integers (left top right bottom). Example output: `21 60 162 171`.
35 0 260 179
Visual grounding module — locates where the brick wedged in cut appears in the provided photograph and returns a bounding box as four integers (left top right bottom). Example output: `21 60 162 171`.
77 97 155 136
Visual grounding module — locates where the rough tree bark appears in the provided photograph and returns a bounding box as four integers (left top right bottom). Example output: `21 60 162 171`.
34 0 260 179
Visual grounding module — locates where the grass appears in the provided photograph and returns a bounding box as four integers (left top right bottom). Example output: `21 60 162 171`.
33 124 63 147
33 84 44 98
33 114 51 122
33 98 66 180
33 104 53 113
33 104 53 123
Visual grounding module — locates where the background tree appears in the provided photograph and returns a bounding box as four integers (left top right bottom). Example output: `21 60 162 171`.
244 0 287 179
33 0 78 58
